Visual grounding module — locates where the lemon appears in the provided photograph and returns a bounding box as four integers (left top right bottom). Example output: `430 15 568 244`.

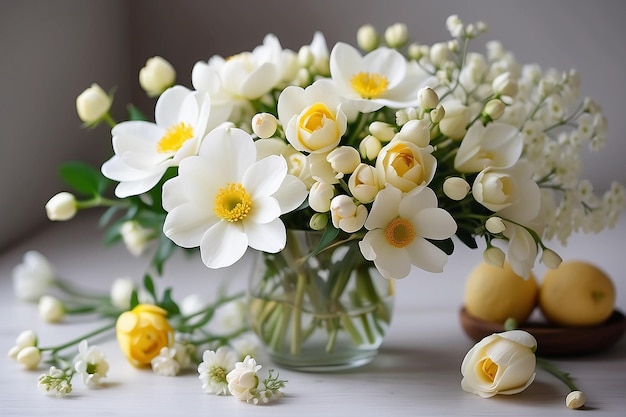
464 261 538 324
539 260 616 326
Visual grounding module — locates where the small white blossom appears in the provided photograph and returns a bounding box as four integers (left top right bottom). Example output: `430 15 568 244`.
73 340 109 388
16 346 41 370
566 390 586 409
384 23 408 48
38 295 65 323
110 277 136 310
151 346 180 377
38 366 72 397
45 192 77 221
226 355 261 403
198 347 238 395
139 56 176 97
120 221 153 256
75 83 112 125
12 251 55 302
356 24 379 52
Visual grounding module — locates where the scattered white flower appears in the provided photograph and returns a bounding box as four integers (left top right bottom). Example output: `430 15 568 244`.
139 56 176 97
226 355 262 403
566 390 586 409
38 295 65 323
45 192 77 221
16 346 41 370
120 220 154 256
198 347 238 395
73 340 109 388
12 251 55 302
110 277 136 310
151 346 180 377
38 366 72 397
75 83 112 126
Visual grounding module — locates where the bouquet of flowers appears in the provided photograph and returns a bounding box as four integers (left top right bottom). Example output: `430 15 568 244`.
10 14 624 405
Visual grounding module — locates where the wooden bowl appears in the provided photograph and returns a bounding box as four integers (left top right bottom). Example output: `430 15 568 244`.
459 307 626 356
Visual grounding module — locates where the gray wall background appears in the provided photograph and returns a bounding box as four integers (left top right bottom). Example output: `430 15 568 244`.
1 0 625 253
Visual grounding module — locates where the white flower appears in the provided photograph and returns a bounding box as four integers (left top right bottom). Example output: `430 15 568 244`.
461 330 537 398
384 23 408 48
323 42 427 113
45 192 77 221
483 246 505 267
73 340 109 388
120 220 153 256
12 251 55 302
277 82 347 154
16 346 41 369
162 127 307 269
38 295 65 323
139 56 176 97
454 122 523 173
329 195 368 233
151 346 180 377
226 355 262 402
110 277 135 310
251 113 278 139
375 139 437 192
443 177 470 201
502 220 541 279
75 83 111 125
566 390 586 409
8 330 38 360
418 87 440 111
198 347 238 395
308 181 335 213
38 366 72 397
485 216 506 234
327 146 361 176
348 163 380 204
359 185 457 279
356 24 379 52
101 85 224 198
395 119 430 147
439 100 470 140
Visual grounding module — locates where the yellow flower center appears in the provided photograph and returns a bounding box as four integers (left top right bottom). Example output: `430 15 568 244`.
350 72 389 99
298 102 334 134
384 217 416 248
157 122 194 153
480 358 499 382
214 182 253 222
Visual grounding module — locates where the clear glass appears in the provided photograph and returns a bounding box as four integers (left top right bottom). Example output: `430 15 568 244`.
248 229 394 371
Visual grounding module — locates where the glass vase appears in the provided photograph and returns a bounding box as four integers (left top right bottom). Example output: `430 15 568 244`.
248 229 395 371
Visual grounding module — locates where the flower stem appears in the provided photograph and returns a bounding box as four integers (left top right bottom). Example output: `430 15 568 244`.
39 321 116 354
536 356 579 392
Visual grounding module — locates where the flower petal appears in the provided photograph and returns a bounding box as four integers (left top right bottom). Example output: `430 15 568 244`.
200 222 248 268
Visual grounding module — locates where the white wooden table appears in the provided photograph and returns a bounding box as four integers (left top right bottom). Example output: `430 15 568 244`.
1 213 625 416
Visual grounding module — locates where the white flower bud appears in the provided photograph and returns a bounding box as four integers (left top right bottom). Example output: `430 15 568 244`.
397 119 430 147
485 217 507 234
251 113 278 139
327 146 361 176
308 181 335 212
369 121 396 142
330 195 367 233
566 391 586 409
110 277 136 310
297 45 314 67
492 72 518 98
139 56 176 97
418 87 439 111
443 177 470 200
359 135 382 161
483 99 505 120
430 105 445 124
356 24 379 52
430 42 452 68
45 192 77 221
76 84 112 125
483 246 505 268
309 213 328 230
439 101 470 140
446 14 464 38
120 221 153 257
16 346 41 370
38 295 65 323
541 249 563 269
384 23 408 48
348 163 380 204
407 42 423 60
15 330 37 348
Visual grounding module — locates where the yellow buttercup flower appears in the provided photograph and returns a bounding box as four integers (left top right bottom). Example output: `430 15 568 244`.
116 304 174 367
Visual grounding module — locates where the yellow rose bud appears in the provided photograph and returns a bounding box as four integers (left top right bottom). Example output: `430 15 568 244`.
116 304 174 367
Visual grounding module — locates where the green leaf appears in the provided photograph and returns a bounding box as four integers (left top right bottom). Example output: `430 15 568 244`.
143 274 156 300
152 234 178 276
130 290 139 309
308 226 340 258
127 104 148 121
58 161 110 196
456 229 479 249
428 237 455 255
160 288 180 316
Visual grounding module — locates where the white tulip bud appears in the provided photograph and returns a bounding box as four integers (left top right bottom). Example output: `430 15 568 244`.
430 105 445 124
251 113 278 139
443 177 470 200
359 135 382 161
139 56 176 97
110 277 136 310
45 192 77 221
16 346 41 370
418 87 439 111
483 99 505 120
541 249 563 269
369 121 396 142
327 146 361 176
439 101 470 140
485 217 506 234
566 391 586 409
356 24 379 52
483 246 505 267
348 164 380 204
397 119 430 147
492 72 518 98
330 195 367 233
384 23 408 48
76 83 112 125
308 181 335 213
297 45 314 67
38 295 65 323
309 213 329 230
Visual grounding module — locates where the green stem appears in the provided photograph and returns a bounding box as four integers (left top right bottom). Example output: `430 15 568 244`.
39 321 116 354
290 272 306 355
102 112 117 128
53 280 109 301
536 356 579 392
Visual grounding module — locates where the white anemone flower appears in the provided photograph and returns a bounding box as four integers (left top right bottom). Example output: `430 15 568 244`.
454 122 523 173
198 347 238 395
321 42 428 114
359 185 457 279
102 86 224 198
73 340 109 388
162 127 307 269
